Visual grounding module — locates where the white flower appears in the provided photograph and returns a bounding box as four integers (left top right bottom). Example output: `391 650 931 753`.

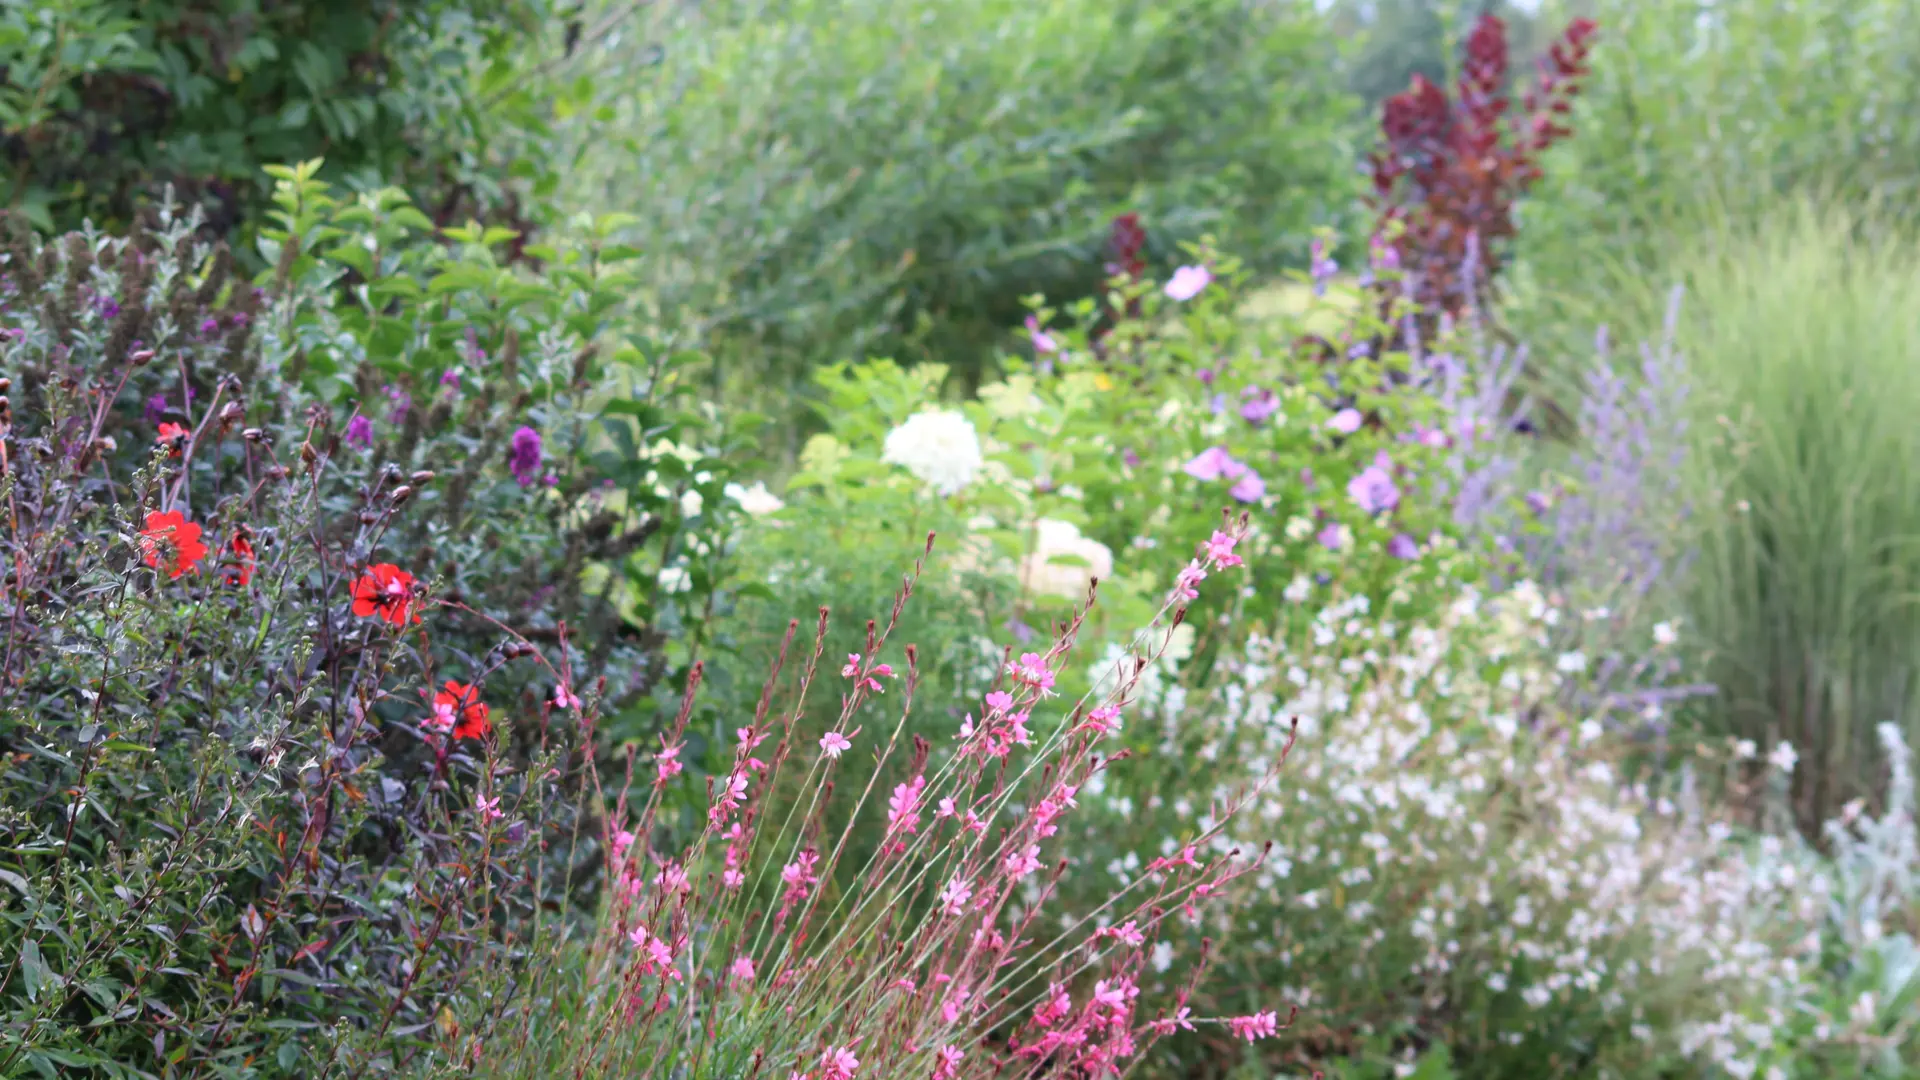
1283 574 1312 603
1018 519 1114 601
1486 972 1509 993
1160 623 1196 665
658 566 692 594
680 489 704 517
1150 941 1175 972
1653 621 1677 646
1164 264 1212 301
1555 651 1588 674
882 410 983 496
1850 992 1877 1027
1768 741 1797 774
1284 515 1314 541
1734 739 1758 760
1578 719 1603 746
725 481 785 516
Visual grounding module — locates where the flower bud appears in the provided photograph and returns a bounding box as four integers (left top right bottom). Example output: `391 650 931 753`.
389 485 414 507
130 349 155 365
242 427 265 443
409 470 436 486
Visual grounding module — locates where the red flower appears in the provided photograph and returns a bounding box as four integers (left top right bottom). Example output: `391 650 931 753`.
431 681 491 740
156 422 188 456
224 529 256 587
139 510 208 579
350 563 419 625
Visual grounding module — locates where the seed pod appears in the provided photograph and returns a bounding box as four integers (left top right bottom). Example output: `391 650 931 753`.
130 349 155 365
242 428 266 443
389 485 414 507
409 470 435 485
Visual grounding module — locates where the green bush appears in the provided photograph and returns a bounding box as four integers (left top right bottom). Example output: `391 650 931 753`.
0 165 743 1073
561 0 1360 394
0 0 565 239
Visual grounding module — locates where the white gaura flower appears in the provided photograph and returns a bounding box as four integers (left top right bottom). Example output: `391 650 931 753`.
1018 518 1114 601
882 409 983 496
725 481 785 516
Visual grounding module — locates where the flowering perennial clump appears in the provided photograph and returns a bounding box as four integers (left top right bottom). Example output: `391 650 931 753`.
514 524 1297 1078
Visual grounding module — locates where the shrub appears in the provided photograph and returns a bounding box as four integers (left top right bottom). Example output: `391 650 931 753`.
0 165 740 1072
559 0 1360 390
0 0 565 239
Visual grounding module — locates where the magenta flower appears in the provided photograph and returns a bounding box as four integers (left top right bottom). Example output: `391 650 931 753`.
1327 408 1363 435
1348 453 1400 514
1228 1010 1280 1042
1182 446 1246 482
1202 529 1243 568
344 414 374 448
508 426 543 487
1024 315 1058 354
1164 264 1212 302
820 730 853 759
1240 387 1280 424
1228 470 1265 503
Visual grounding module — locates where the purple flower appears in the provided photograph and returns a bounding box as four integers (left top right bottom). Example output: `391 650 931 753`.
94 294 120 321
1197 367 1216 387
143 394 169 424
345 414 374 448
1317 524 1346 551
1525 490 1552 516
1327 408 1363 435
1348 453 1400 515
1025 315 1058 354
1240 387 1280 425
1369 233 1400 273
508 426 543 487
1310 238 1337 297
198 317 220 338
1164 265 1212 302
440 368 462 390
385 384 412 422
1209 393 1228 415
1122 448 1141 469
1388 533 1420 560
1228 471 1266 503
1182 446 1246 483
229 312 249 328
1412 424 1449 449
1300 467 1316 490
463 326 487 364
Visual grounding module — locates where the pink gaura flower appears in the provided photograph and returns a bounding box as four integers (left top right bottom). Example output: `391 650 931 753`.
820 730 853 759
1097 920 1146 947
1083 704 1122 737
474 794 503 821
1151 1006 1195 1035
887 776 926 836
611 829 636 859
820 1046 860 1080
1009 652 1056 693
939 875 973 916
729 955 755 984
1227 1010 1280 1042
655 862 691 894
655 741 684 785
1174 560 1207 601
842 653 895 694
984 690 1014 715
1004 844 1042 879
1202 529 1243 568
553 684 582 710
933 1046 964 1080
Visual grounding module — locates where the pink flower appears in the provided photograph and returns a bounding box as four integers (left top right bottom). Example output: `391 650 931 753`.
655 741 684 784
1025 315 1058 354
1164 265 1212 301
1004 844 1042 879
820 731 853 758
841 653 862 677
474 794 503 821
933 1046 964 1080
1202 529 1243 568
939 875 973 916
1327 407 1363 434
1227 470 1265 503
611 829 636 858
1348 452 1400 514
1084 704 1122 737
820 1046 860 1080
1174 560 1207 601
1227 1010 1279 1042
654 862 691 894
887 776 926 835
729 955 755 984
1009 653 1055 693
1151 1006 1195 1035
553 684 582 710
1181 446 1246 482
841 653 896 694
984 690 1014 715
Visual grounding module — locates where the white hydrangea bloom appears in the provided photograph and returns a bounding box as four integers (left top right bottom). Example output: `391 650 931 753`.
724 480 785 516
1018 518 1114 601
882 409 983 496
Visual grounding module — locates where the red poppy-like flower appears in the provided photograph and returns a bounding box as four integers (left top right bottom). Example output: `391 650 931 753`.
430 681 490 740
350 563 419 625
224 529 256 587
156 422 188 456
138 510 208 579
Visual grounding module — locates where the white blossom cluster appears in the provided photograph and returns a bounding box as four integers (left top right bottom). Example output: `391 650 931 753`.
881 409 984 496
1109 581 1884 1075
